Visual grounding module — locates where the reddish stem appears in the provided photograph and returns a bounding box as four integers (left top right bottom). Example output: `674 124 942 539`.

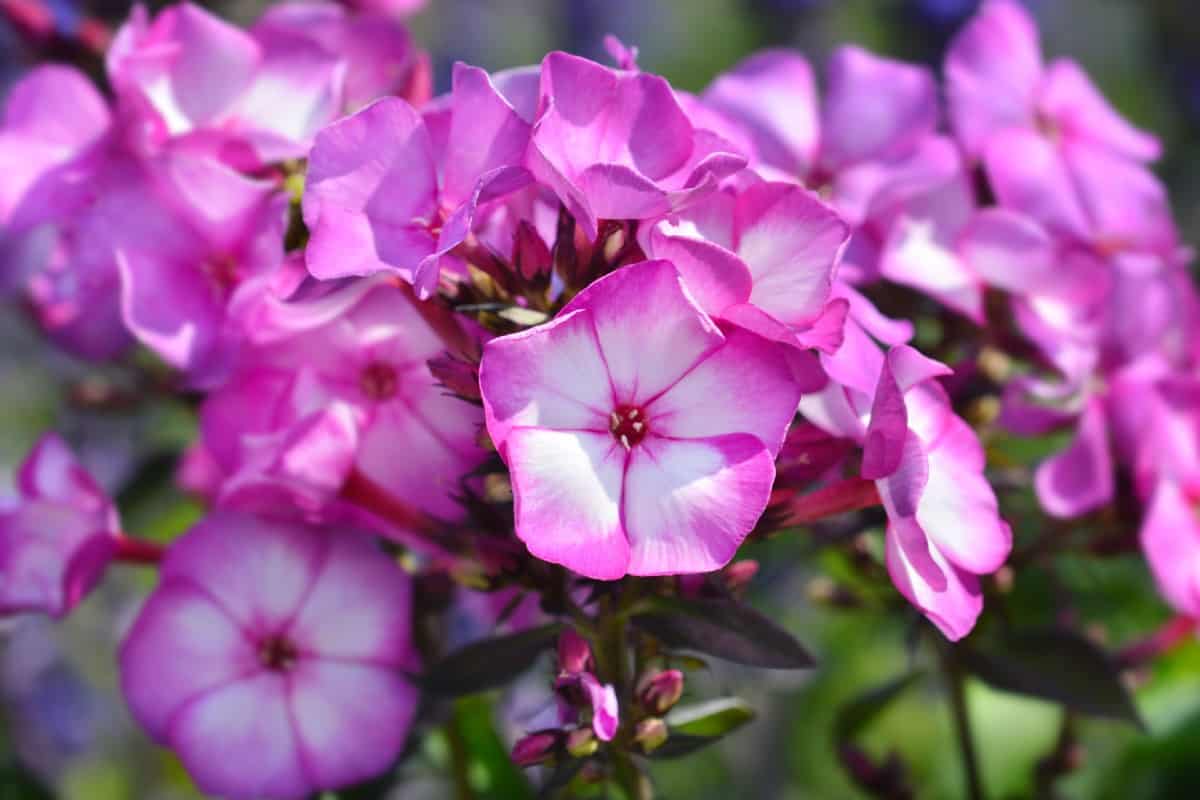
780 478 882 526
1117 615 1196 669
341 467 442 535
113 534 166 565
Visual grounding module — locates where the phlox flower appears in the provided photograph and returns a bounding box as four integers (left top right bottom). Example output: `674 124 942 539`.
480 259 801 579
120 512 417 799
0 435 119 618
200 277 485 521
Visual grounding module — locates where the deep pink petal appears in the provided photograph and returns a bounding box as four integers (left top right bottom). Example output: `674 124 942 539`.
1034 397 1114 518
819 46 937 171
1038 58 1160 162
983 128 1091 240
1140 480 1200 617
302 98 438 284
701 50 819 176
944 0 1042 158
886 517 983 641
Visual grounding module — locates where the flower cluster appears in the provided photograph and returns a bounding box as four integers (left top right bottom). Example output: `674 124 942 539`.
0 0 1197 796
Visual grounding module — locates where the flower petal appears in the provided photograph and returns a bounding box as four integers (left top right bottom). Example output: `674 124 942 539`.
623 435 774 576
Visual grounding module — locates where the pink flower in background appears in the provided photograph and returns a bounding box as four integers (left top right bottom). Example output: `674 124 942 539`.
527 51 746 240
302 61 535 297
945 0 1159 163
107 2 336 165
111 153 287 384
200 277 484 522
120 512 418 799
948 0 1177 258
480 260 801 578
641 179 850 352
0 435 119 618
252 1 431 113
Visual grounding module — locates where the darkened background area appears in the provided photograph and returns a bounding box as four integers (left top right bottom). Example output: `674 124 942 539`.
4 1 1200 798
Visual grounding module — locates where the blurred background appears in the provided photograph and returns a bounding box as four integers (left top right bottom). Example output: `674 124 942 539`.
5 1 1200 798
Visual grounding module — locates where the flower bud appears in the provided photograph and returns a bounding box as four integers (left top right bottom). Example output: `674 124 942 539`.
558 628 593 675
637 669 683 715
427 354 482 401
635 718 668 753
722 560 759 595
566 728 598 758
511 730 561 767
514 221 552 281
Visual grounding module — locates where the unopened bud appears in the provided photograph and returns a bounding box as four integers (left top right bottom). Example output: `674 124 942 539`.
427 355 481 401
558 628 593 675
723 560 759 594
511 730 561 767
566 728 598 758
635 718 668 753
514 221 552 281
637 669 684 715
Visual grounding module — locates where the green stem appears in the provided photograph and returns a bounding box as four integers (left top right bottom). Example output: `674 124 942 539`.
941 647 985 800
599 588 650 800
445 711 476 800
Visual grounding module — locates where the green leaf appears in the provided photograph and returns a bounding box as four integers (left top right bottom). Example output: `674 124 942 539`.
645 698 757 760
666 697 756 737
961 628 1143 726
833 671 924 742
422 623 561 696
536 758 585 799
452 696 536 800
0 763 53 800
632 598 815 669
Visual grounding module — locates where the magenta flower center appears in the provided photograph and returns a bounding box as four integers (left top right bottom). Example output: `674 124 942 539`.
609 404 649 449
360 361 399 401
257 634 299 672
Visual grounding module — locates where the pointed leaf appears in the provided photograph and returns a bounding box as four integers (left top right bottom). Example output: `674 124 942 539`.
961 628 1143 726
834 671 924 742
632 598 815 669
647 698 757 760
423 623 562 695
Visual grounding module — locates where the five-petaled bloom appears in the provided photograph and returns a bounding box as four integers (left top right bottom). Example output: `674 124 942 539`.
120 513 418 799
480 259 801 579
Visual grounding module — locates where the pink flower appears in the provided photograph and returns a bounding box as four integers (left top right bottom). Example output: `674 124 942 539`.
106 2 334 165
0 435 119 618
699 46 936 191
200 277 485 522
802 341 1012 639
252 1 430 114
0 66 134 359
120 512 418 799
111 153 287 384
947 1 1177 259
479 259 801 578
526 52 746 240
302 61 535 297
1141 479 1200 618
945 0 1160 163
641 178 850 352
